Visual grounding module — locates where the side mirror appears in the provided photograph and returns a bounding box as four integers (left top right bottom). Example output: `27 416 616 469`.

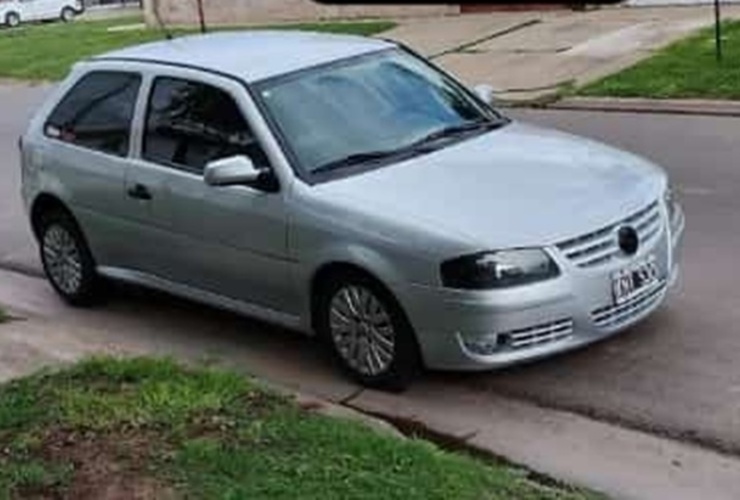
204 155 278 192
473 84 496 105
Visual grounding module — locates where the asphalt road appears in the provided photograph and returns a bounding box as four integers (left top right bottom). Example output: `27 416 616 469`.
0 84 47 275
1 84 739 455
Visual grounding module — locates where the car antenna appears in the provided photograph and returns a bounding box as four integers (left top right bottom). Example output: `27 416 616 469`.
152 0 174 40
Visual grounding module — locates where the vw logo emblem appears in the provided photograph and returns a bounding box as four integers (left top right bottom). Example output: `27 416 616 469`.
617 226 639 256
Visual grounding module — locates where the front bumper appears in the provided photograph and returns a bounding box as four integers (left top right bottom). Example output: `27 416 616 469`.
401 203 685 371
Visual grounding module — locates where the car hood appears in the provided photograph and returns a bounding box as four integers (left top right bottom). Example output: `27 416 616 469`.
311 121 667 249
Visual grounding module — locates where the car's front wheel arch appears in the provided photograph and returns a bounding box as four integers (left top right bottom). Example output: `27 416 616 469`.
30 193 74 241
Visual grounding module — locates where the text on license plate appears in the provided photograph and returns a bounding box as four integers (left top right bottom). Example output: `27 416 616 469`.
611 255 660 305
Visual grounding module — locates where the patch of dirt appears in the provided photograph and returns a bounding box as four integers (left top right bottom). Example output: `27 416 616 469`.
239 389 287 415
20 426 178 500
185 390 281 440
6 390 280 499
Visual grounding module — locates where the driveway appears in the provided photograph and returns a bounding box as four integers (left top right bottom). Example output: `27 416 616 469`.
382 5 740 101
1 85 740 458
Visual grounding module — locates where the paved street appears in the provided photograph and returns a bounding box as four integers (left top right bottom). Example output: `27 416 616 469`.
0 84 48 275
1 84 740 457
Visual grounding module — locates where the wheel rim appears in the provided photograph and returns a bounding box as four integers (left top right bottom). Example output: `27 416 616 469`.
8 15 19 26
329 285 396 376
43 224 83 295
62 10 73 21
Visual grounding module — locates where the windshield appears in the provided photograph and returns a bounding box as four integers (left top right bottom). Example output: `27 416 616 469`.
254 48 506 178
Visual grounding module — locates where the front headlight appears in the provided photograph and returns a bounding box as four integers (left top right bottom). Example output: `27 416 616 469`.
440 248 560 290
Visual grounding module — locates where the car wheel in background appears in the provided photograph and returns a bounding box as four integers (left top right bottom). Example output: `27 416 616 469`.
61 7 76 23
5 12 20 28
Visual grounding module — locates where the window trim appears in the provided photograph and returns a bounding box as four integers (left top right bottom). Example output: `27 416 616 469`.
141 74 273 178
43 70 143 159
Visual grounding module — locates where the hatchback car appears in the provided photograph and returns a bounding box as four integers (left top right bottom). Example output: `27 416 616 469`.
1 0 82 27
20 31 684 390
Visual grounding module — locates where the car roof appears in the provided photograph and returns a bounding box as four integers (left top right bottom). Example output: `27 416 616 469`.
92 30 395 83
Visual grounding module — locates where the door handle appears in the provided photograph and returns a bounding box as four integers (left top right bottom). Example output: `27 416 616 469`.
127 184 152 200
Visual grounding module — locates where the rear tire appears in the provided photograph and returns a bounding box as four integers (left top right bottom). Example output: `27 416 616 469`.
316 270 422 392
38 210 105 307
60 7 75 23
5 12 20 28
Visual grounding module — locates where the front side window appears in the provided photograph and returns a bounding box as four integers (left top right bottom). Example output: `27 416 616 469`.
255 48 506 179
143 77 268 174
45 71 141 157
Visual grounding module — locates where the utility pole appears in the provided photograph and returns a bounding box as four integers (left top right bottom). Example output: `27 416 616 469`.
196 0 207 34
714 0 723 62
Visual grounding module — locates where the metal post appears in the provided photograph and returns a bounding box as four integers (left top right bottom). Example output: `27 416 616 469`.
715 0 723 62
197 0 207 34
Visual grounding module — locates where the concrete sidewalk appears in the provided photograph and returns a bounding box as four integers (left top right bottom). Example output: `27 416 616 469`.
382 5 740 102
551 96 740 116
1 268 740 500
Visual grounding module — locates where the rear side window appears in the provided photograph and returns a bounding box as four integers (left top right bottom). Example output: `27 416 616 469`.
45 71 141 157
143 77 268 174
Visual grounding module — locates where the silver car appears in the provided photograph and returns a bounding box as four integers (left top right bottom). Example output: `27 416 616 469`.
20 31 684 390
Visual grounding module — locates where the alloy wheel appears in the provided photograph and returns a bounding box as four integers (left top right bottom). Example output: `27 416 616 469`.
42 224 83 296
329 285 396 376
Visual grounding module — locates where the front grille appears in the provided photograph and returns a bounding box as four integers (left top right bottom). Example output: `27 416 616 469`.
591 280 666 330
502 318 574 350
557 200 663 269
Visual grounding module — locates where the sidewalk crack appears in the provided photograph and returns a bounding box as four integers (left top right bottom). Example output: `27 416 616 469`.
430 19 541 59
340 387 365 405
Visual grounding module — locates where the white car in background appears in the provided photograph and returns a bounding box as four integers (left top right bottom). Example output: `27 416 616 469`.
0 0 83 28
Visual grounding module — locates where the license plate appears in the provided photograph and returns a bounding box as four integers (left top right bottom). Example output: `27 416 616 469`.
611 255 660 305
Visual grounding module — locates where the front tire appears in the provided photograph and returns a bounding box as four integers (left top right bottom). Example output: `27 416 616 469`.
38 210 104 307
60 7 75 23
316 271 421 392
5 12 20 28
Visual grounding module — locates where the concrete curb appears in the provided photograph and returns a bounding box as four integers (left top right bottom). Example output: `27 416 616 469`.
345 388 740 500
548 97 740 117
495 91 563 109
262 382 407 440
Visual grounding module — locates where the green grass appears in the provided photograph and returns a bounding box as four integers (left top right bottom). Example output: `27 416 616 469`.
580 21 740 99
0 16 396 81
0 357 600 499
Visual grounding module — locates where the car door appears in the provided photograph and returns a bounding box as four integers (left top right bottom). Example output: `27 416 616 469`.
17 0 40 20
36 0 59 20
134 69 295 314
39 69 143 269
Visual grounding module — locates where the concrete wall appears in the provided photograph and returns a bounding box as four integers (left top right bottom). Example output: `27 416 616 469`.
145 0 458 26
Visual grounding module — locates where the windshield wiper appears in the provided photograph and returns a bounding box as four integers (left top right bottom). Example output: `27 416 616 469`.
311 119 507 175
312 149 408 174
410 119 505 149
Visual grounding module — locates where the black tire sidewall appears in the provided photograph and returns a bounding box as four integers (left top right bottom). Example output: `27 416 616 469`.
39 211 101 306
61 8 74 22
317 272 421 392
